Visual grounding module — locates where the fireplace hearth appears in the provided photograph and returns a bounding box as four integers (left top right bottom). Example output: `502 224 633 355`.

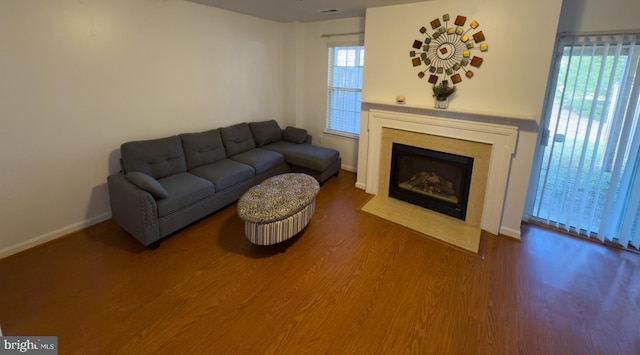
389 143 473 220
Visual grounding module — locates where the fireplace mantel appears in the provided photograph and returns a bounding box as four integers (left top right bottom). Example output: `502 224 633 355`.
363 109 518 235
362 99 537 122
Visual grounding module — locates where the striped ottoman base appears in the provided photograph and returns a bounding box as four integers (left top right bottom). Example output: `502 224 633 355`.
238 173 320 246
244 199 316 245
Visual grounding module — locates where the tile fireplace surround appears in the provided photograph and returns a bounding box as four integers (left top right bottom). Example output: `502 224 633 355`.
360 107 519 236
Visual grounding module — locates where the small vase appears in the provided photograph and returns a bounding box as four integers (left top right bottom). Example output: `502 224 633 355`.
435 97 449 109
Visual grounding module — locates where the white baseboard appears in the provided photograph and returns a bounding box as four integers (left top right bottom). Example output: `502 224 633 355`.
499 225 522 240
343 165 365 190
0 212 112 259
341 164 356 173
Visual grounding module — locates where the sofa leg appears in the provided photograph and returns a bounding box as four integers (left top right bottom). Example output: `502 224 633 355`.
147 241 161 250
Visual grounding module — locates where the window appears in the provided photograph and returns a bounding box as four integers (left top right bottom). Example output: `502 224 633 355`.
528 32 640 250
326 45 364 137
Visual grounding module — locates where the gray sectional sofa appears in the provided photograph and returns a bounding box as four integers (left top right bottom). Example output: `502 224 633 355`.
107 120 341 248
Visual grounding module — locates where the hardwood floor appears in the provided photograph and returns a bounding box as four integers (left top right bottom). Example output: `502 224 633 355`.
0 171 639 354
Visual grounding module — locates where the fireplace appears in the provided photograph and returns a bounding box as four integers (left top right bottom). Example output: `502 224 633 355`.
388 143 474 220
361 108 518 236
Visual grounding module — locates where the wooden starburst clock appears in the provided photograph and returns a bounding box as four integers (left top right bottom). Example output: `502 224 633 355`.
410 14 488 85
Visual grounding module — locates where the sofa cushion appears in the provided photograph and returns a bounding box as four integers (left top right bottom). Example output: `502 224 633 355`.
180 129 227 170
121 135 187 179
125 172 169 199
249 120 282 147
264 141 339 172
189 159 255 192
283 126 309 144
220 123 256 157
230 148 286 175
156 173 215 218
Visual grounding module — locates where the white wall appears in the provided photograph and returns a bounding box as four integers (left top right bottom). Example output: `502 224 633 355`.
361 0 560 117
283 22 306 128
296 17 366 172
557 0 640 34
0 0 287 257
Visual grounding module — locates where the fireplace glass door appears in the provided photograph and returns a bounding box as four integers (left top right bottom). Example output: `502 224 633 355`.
389 143 473 220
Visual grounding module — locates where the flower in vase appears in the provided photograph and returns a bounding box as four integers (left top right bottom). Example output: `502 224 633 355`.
432 80 457 101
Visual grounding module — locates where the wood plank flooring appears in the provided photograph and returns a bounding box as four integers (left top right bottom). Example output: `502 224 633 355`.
0 171 639 354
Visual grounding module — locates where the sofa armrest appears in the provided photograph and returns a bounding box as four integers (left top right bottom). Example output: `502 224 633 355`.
107 173 160 246
283 126 310 144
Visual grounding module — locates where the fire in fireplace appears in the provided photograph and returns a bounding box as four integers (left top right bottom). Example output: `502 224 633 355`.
388 143 473 220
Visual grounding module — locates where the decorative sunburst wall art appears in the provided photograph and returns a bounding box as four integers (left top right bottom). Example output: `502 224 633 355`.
410 14 488 85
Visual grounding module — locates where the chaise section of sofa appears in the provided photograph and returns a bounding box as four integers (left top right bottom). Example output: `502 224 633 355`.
264 140 341 183
107 120 341 248
249 120 341 183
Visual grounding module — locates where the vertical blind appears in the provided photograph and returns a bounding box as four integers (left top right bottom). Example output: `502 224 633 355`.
532 32 640 249
326 45 364 136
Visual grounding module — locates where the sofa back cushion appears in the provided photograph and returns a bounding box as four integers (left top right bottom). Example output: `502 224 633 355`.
220 123 256 157
120 135 187 179
249 120 282 147
180 129 227 170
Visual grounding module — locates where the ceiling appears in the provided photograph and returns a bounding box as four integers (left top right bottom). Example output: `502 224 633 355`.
186 0 428 23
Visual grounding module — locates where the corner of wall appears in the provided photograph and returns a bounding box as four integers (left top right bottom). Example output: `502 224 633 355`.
499 225 522 240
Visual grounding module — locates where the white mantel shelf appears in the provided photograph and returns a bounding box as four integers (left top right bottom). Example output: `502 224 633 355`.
362 99 538 122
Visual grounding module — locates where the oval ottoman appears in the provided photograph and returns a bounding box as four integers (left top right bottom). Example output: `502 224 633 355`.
237 173 320 245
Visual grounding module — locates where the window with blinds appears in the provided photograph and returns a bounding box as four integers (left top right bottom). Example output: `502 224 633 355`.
326 45 364 137
529 32 640 250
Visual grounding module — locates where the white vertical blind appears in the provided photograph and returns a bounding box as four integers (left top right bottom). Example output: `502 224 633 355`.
532 32 640 249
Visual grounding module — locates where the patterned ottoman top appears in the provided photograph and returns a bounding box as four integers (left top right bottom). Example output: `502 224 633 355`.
237 173 320 223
